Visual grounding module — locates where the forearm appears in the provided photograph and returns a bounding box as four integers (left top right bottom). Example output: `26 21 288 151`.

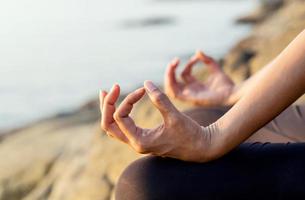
207 30 305 159
227 61 275 105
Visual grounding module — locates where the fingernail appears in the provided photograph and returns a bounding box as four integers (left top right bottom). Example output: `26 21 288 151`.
144 81 157 92
111 84 117 92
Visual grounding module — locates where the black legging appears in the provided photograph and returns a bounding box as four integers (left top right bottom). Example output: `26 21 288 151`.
116 143 305 200
115 105 305 200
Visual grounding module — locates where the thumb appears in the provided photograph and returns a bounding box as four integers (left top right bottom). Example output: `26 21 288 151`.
144 80 179 119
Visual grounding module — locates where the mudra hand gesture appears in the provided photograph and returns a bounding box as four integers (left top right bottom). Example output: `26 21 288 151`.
100 30 305 168
100 79 214 162
98 51 237 162
165 51 235 106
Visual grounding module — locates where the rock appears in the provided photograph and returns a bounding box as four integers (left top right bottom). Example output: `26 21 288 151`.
225 0 305 87
0 87 197 200
1 0 305 199
0 122 90 200
236 0 284 24
261 0 284 11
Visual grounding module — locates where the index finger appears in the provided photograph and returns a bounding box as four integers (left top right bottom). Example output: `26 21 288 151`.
196 51 221 73
114 87 146 143
181 55 198 83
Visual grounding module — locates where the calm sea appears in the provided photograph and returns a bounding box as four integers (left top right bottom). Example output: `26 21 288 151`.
0 0 256 130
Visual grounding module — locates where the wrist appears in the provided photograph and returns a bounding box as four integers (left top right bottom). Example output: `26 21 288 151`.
198 122 222 162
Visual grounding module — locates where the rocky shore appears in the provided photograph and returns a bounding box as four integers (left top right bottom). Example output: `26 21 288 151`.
1 0 305 199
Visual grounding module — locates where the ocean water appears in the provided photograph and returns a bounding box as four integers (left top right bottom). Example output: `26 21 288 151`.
0 0 256 130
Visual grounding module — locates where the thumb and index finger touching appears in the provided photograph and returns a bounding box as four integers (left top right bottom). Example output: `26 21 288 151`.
115 51 220 126
195 50 221 73
165 51 220 93
99 81 178 144
144 80 179 121
99 52 217 139
181 51 221 82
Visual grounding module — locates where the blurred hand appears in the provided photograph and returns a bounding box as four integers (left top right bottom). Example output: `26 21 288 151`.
99 81 212 162
164 51 235 107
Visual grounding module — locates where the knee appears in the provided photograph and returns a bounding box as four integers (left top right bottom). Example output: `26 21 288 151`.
115 156 159 200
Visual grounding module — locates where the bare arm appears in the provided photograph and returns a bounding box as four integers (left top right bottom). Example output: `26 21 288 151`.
100 30 305 163
164 46 298 107
207 29 305 159
227 61 275 105
163 50 277 107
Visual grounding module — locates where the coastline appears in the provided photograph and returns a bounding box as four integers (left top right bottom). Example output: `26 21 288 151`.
1 1 305 199
0 0 254 132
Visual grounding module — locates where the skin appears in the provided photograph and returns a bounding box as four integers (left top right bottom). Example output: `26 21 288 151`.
100 29 305 162
164 50 274 107
164 51 235 107
100 81 212 162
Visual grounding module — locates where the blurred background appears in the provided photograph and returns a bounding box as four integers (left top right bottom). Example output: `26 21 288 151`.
0 0 255 131
2 0 305 200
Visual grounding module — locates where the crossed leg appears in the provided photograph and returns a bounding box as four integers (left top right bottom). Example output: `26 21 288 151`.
115 104 305 200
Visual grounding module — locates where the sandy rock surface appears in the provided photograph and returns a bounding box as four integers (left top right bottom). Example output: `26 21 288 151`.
1 0 305 199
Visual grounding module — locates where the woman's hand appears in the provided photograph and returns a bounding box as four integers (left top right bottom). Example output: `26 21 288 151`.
164 51 235 107
99 81 214 162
